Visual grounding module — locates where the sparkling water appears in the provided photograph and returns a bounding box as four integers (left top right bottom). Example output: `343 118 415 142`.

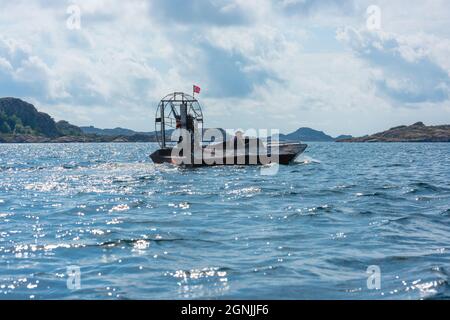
0 142 449 299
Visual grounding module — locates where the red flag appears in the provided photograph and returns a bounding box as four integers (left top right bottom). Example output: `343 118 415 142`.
193 85 201 94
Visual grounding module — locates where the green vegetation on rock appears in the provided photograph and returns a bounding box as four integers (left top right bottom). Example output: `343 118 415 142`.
0 97 160 143
0 111 37 135
0 98 59 137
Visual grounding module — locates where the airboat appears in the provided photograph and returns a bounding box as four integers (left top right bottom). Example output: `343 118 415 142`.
149 92 307 166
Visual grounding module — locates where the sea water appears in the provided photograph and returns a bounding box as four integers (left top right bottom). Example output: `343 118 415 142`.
0 142 449 299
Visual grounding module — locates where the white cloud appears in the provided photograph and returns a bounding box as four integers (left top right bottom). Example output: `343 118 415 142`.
0 0 449 135
337 27 450 104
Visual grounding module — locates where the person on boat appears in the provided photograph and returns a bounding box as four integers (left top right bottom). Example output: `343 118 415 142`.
234 130 244 142
175 115 195 143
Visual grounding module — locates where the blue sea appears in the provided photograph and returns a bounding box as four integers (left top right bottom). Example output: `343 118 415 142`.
0 142 449 300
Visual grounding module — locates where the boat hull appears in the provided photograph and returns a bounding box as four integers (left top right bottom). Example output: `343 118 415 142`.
150 143 307 166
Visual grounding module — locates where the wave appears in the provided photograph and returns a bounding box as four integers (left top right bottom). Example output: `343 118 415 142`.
294 155 321 165
408 182 448 193
355 191 402 200
98 237 222 248
284 204 335 218
3 236 223 255
372 163 407 168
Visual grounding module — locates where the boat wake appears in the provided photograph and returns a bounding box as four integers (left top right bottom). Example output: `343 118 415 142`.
294 155 321 165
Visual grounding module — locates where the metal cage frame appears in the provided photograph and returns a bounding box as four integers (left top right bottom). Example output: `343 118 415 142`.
154 92 203 148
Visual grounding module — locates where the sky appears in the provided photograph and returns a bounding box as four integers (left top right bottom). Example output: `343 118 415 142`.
0 0 449 136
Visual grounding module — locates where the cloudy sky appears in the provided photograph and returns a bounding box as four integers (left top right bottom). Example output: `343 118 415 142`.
1 0 449 136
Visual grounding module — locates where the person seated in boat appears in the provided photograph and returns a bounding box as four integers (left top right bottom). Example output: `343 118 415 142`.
234 130 244 141
175 117 183 144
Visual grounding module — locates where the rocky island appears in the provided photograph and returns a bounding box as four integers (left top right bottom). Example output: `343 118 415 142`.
338 122 450 142
0 97 158 143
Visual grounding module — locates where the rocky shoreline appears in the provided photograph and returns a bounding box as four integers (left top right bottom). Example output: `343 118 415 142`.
0 133 158 143
1 98 449 144
337 122 450 143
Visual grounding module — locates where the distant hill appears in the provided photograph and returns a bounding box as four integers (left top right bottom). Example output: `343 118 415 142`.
56 120 84 136
277 127 333 141
80 126 154 136
80 126 230 141
337 122 450 142
335 134 353 140
276 127 352 142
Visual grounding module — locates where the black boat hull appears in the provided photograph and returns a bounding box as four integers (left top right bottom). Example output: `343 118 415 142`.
150 143 307 166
